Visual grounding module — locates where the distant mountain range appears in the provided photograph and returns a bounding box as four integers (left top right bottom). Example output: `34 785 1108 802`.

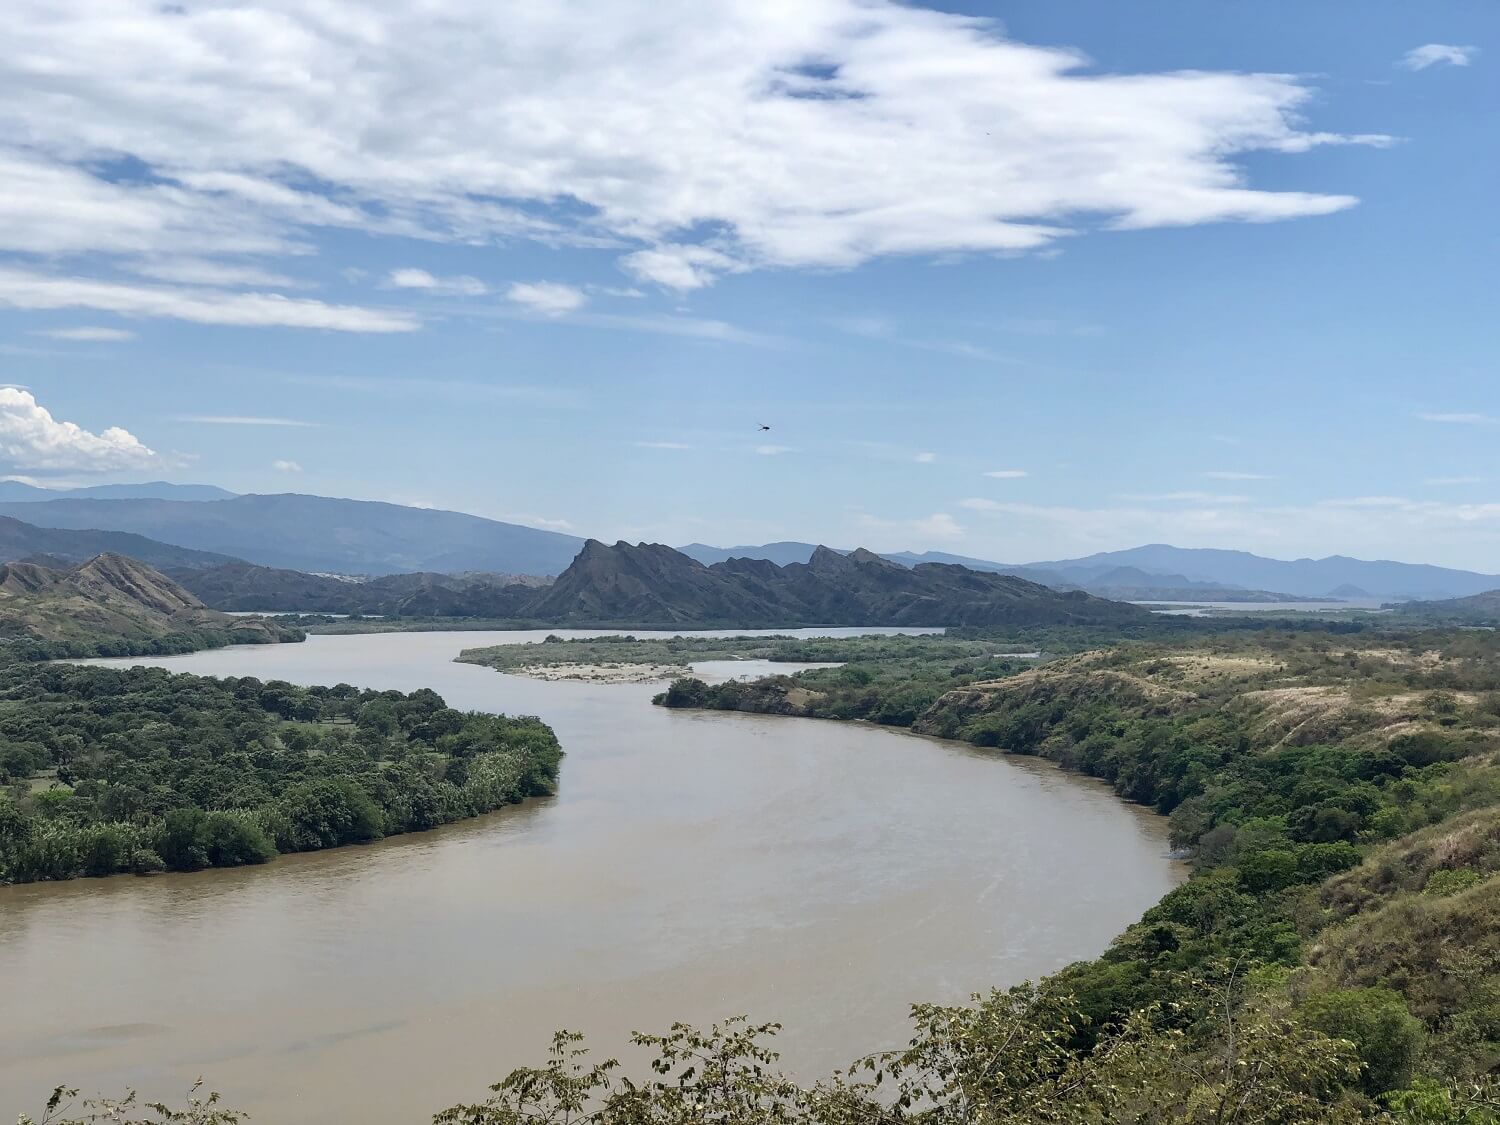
173 540 1150 627
0 480 236 503
0 493 585 576
680 541 1500 600
2 486 1496 600
0 514 238 570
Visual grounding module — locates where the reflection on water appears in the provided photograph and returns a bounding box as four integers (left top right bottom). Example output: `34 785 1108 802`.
1 629 1183 1123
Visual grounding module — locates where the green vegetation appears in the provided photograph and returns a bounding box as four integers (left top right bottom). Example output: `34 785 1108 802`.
1 622 304 662
0 663 561 883
457 631 1013 676
655 627 1500 1111
21 626 1500 1120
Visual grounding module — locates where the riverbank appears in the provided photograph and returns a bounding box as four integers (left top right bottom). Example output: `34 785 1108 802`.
4 628 1181 1123
654 627 1500 1096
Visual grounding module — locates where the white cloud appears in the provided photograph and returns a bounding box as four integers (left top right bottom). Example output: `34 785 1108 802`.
833 316 896 338
272 459 303 472
635 440 694 450
386 268 487 296
131 258 303 288
0 388 155 471
1203 470 1274 480
914 452 937 464
174 415 321 427
31 326 136 342
853 510 965 544
622 245 743 291
525 516 575 531
0 269 417 333
577 312 778 346
1400 44 1478 71
0 1 1380 295
1418 412 1494 425
984 469 1029 479
913 512 964 540
505 281 588 317
1122 491 1251 504
755 444 794 456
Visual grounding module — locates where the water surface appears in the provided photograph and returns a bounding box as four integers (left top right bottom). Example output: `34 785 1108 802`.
1 629 1182 1122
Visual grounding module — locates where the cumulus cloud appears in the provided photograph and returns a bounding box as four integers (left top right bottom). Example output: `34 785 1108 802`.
31 326 136 342
0 0 1381 297
272 459 303 472
914 452 937 464
1400 44 1478 71
755 444 794 456
505 281 588 316
386 268 487 296
984 469 1030 479
0 388 155 471
0 269 417 333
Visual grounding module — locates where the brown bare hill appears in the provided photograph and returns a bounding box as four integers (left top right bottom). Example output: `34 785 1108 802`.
0 553 292 651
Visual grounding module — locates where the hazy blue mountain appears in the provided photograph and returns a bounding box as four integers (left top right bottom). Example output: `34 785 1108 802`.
0 514 237 570
1026 544 1500 599
678 541 829 566
0 480 236 502
0 494 585 576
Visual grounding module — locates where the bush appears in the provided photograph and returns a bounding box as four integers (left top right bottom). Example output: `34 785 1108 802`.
1298 987 1425 1094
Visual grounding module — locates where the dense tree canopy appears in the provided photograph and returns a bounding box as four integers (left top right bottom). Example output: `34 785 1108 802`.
0 663 561 883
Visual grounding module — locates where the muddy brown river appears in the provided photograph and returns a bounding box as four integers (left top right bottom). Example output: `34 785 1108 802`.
0 629 1183 1122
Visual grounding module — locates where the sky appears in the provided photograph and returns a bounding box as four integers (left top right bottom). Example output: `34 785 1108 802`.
1 0 1497 568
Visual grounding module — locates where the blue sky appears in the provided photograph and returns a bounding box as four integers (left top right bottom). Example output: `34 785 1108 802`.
1 1 1497 567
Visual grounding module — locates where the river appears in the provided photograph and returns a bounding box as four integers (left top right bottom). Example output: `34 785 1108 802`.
0 629 1183 1122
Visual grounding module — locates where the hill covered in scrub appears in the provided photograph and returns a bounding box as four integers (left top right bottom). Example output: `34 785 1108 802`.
168 560 550 615
522 540 1152 627
658 628 1500 1095
1389 588 1500 626
0 553 299 658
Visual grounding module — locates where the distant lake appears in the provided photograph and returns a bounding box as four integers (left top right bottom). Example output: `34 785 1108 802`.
2 628 1183 1123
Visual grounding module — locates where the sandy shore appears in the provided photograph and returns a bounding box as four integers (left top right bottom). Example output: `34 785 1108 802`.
510 661 687 684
